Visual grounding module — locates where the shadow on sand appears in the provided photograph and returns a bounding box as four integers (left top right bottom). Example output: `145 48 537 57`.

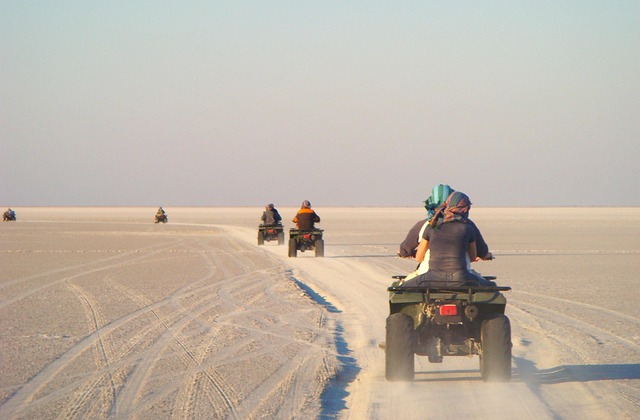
285 270 360 418
412 359 640 384
513 357 640 384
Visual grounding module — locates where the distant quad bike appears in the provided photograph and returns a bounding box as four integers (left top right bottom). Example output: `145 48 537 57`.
3 211 16 221
154 214 168 223
385 276 512 382
258 224 285 245
288 228 324 258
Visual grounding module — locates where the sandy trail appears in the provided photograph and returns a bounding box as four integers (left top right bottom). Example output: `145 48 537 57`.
229 207 640 419
1 207 639 419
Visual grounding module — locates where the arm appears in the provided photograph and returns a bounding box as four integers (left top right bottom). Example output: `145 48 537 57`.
415 238 429 263
398 219 425 258
467 241 478 262
469 220 491 259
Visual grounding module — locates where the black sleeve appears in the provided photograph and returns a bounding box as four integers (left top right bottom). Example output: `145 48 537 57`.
468 219 489 258
398 219 427 258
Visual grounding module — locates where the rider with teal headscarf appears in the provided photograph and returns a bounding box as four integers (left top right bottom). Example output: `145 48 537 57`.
405 191 495 287
397 184 454 258
397 184 492 283
424 184 453 221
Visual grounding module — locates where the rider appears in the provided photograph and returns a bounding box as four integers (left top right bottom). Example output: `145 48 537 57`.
399 184 492 279
398 184 454 258
261 203 282 226
404 191 495 288
156 207 166 219
3 208 15 221
293 200 320 231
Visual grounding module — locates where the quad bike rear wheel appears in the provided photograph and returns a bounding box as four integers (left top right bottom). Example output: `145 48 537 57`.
480 314 512 382
385 313 415 381
288 238 297 257
278 231 285 245
315 239 324 257
257 231 265 245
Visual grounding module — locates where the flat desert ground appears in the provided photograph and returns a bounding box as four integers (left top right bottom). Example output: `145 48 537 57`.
1 207 639 419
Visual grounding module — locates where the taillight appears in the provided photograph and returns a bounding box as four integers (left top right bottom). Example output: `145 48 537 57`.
439 305 458 316
303 234 311 239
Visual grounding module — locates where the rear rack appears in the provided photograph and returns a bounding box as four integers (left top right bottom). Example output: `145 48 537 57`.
388 286 511 293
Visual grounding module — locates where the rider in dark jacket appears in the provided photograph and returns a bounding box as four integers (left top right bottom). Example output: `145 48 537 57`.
3 208 16 221
261 204 282 226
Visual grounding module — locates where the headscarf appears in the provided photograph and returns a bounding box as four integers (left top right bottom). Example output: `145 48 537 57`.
429 191 471 228
424 184 453 220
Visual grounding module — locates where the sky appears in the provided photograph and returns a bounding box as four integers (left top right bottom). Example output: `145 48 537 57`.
1 1 639 207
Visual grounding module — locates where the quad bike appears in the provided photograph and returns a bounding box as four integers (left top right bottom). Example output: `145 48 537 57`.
288 228 324 257
154 214 168 223
258 224 285 245
385 275 512 382
3 211 16 221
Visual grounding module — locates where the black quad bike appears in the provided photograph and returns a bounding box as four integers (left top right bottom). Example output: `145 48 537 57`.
385 276 512 382
288 228 324 258
258 224 285 245
154 214 168 223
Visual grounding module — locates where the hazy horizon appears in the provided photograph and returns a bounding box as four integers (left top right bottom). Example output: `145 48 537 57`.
2 1 638 207
4 204 639 211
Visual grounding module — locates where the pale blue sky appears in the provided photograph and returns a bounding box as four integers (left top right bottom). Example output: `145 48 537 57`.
1 1 638 207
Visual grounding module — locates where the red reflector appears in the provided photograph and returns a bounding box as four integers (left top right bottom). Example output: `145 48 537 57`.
303 234 311 239
439 305 458 316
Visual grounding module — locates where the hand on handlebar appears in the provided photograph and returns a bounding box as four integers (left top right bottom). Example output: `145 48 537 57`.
474 252 493 262
396 252 415 259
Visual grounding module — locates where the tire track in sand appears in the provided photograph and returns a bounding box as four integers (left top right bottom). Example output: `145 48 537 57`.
510 298 640 353
0 240 183 310
115 240 247 419
508 300 640 415
59 279 119 419
0 239 233 419
1 227 333 420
